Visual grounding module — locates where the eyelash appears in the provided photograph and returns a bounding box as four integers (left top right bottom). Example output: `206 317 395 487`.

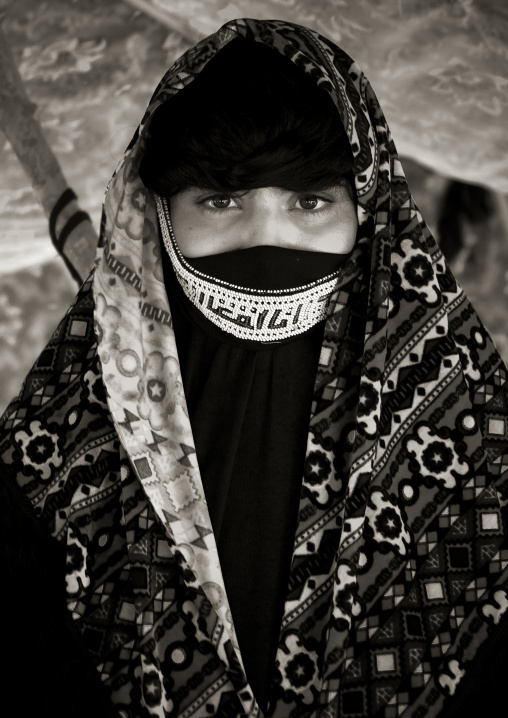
198 196 240 214
198 194 334 215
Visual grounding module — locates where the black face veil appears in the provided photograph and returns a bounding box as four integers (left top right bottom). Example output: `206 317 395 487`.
1 17 508 718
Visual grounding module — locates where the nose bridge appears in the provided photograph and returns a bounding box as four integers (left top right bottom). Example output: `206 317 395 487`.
245 191 287 247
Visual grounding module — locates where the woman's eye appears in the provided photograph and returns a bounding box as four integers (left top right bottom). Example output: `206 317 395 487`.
206 195 238 210
297 196 329 211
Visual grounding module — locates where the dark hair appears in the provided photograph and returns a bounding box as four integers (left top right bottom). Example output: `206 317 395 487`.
139 38 354 197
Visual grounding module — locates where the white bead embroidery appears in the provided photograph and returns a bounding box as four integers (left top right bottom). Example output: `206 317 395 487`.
155 194 340 342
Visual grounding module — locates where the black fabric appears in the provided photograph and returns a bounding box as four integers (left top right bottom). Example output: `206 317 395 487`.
438 612 508 718
162 246 345 710
0 461 118 718
184 244 351 290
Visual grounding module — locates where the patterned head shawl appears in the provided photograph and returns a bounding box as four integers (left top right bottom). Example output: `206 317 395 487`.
2 17 508 718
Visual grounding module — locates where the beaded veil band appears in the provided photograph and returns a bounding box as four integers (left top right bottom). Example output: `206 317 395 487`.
155 194 341 342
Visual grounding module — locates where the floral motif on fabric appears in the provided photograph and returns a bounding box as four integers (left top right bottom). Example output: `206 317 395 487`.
406 424 470 490
391 236 440 305
365 488 412 555
14 419 63 480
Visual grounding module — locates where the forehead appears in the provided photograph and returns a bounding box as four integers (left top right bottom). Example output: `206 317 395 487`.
183 184 350 196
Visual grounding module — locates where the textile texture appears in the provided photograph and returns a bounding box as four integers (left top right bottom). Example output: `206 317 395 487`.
1 17 508 718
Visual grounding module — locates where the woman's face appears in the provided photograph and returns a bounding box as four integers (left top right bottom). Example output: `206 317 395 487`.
168 184 358 257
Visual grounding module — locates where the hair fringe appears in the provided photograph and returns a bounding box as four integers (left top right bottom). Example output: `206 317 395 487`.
139 38 353 198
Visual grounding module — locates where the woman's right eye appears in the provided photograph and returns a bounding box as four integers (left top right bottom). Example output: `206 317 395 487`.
205 196 239 210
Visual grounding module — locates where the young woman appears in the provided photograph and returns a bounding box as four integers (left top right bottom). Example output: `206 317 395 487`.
2 17 508 718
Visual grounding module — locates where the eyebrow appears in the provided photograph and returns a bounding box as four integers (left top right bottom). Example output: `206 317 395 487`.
192 187 250 197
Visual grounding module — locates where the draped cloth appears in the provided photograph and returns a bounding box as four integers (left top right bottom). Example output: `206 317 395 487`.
2 17 508 718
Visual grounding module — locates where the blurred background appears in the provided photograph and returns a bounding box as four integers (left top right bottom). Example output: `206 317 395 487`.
1 0 507 414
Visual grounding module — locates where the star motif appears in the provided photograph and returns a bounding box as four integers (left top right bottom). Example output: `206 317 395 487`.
145 681 158 696
148 380 165 400
412 263 426 277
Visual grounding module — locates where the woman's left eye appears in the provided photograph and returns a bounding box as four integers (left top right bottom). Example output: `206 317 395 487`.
204 195 239 210
296 196 330 211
